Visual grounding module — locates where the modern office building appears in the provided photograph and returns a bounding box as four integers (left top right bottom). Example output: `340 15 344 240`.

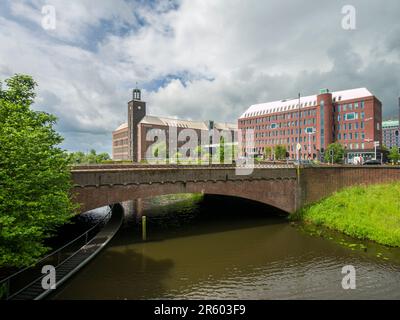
382 120 399 149
383 97 400 150
238 88 382 162
112 88 237 161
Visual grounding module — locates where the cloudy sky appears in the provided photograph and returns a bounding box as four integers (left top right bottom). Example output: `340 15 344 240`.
0 0 399 154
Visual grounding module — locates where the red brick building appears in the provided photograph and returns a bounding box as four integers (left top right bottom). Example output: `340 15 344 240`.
238 88 382 162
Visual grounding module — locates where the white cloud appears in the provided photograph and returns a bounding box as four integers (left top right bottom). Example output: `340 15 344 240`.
0 0 400 154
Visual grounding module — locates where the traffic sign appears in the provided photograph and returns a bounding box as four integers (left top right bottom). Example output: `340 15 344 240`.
296 143 302 151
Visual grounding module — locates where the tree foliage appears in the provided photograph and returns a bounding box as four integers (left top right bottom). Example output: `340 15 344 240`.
68 149 110 165
324 143 345 164
388 146 400 163
274 145 287 160
0 74 76 267
264 146 272 160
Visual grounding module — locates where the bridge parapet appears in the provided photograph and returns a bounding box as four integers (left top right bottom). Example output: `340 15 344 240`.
71 167 297 188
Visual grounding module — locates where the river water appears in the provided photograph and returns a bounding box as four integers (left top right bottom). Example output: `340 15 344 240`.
53 194 400 300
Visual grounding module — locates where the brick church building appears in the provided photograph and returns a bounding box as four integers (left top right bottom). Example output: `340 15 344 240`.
112 88 237 162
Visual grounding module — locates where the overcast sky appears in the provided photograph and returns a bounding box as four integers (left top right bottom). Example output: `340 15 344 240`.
0 0 399 154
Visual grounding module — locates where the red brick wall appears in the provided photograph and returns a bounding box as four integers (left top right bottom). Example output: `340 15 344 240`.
300 166 400 206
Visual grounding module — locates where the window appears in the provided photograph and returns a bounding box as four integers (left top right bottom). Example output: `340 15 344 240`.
361 101 365 109
338 105 341 112
344 112 356 121
354 102 359 109
343 104 347 111
348 103 353 111
361 112 365 119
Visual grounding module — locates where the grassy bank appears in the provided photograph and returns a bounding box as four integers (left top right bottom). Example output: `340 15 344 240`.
291 182 400 247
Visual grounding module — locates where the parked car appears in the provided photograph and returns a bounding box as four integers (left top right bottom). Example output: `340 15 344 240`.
293 159 315 166
363 159 381 165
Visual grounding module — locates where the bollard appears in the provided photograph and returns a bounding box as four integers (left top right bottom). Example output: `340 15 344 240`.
142 216 147 241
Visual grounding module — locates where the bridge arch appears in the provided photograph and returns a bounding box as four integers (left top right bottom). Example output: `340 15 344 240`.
73 178 297 214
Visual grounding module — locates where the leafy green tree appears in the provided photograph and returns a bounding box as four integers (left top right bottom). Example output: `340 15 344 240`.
152 141 166 160
218 136 225 163
264 146 272 160
68 151 85 164
0 74 77 267
388 146 400 163
324 143 345 164
173 152 183 164
68 150 111 165
194 145 203 163
97 152 110 162
274 145 287 160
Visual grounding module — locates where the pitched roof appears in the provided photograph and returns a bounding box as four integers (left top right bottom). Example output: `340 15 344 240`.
140 115 237 131
140 115 206 130
113 116 237 132
239 87 374 119
114 123 128 131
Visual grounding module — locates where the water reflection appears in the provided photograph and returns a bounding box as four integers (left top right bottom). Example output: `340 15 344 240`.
53 194 400 300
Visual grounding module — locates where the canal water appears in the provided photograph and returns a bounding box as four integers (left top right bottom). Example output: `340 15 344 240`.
53 194 400 300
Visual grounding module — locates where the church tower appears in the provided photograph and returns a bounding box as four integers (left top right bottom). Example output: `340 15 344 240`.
128 86 146 162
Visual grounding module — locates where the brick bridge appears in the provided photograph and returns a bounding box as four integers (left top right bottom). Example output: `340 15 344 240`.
71 165 400 214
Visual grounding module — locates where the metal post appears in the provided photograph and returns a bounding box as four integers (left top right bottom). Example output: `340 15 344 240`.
142 216 147 241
